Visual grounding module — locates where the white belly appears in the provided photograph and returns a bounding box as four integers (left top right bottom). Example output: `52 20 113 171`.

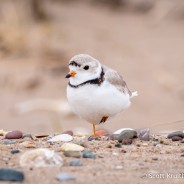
67 81 131 124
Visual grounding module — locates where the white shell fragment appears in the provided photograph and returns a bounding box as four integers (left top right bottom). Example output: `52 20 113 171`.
48 134 73 142
20 148 63 167
60 143 84 152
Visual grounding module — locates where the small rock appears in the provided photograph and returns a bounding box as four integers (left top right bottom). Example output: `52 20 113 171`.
122 138 132 145
152 157 158 161
62 131 73 136
56 172 76 182
64 151 81 158
142 143 149 147
112 129 137 142
112 152 119 156
167 131 184 139
60 143 84 152
115 143 122 148
181 154 184 157
20 148 63 167
121 149 127 153
11 149 20 154
88 136 95 141
137 128 150 141
69 159 83 166
115 165 123 170
20 141 36 148
3 140 15 145
107 144 112 148
171 136 183 141
95 129 109 137
35 134 49 138
0 168 24 182
83 151 96 159
5 130 23 139
48 134 73 142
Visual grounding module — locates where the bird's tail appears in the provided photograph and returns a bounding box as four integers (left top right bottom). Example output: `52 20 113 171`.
131 91 138 98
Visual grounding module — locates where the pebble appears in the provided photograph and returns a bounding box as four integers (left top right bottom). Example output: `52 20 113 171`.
0 168 24 182
171 136 183 141
137 128 150 141
35 134 49 138
11 149 20 154
3 140 15 145
152 157 158 161
20 148 63 167
83 151 96 159
181 154 184 157
88 136 96 141
5 130 23 139
142 143 149 147
167 131 184 139
69 159 83 166
56 172 76 182
48 134 73 142
95 129 109 136
60 143 84 152
62 131 73 136
20 141 36 148
64 151 81 158
115 143 122 148
122 138 132 145
112 129 137 142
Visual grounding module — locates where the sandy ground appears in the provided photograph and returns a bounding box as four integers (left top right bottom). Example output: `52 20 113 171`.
0 133 184 184
0 1 184 183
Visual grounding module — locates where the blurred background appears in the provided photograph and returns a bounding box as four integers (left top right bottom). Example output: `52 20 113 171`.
0 0 184 134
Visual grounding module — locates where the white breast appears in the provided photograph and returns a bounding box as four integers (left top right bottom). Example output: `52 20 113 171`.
66 81 131 124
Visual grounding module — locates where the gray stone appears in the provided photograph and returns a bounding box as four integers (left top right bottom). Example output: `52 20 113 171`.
112 129 137 141
83 151 96 159
138 128 150 141
11 149 20 154
69 159 83 166
0 168 24 182
56 172 76 181
167 131 184 139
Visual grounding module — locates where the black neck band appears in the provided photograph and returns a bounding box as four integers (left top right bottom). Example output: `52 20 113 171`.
68 68 105 88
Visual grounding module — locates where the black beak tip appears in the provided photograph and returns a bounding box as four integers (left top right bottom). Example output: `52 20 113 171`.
65 74 71 78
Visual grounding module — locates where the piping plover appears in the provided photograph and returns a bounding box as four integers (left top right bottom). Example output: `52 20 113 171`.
66 54 138 136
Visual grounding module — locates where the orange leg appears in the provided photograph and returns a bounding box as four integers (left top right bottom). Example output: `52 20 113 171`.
93 124 96 137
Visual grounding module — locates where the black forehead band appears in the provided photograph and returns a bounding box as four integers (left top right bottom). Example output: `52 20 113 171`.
69 61 81 67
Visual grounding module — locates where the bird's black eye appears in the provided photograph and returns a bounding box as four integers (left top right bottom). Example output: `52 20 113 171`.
83 65 89 70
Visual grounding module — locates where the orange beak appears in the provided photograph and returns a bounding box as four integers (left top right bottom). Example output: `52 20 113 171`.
65 70 76 78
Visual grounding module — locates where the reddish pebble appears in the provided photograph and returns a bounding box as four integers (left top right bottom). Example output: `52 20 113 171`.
5 130 23 139
62 131 73 136
95 129 109 137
